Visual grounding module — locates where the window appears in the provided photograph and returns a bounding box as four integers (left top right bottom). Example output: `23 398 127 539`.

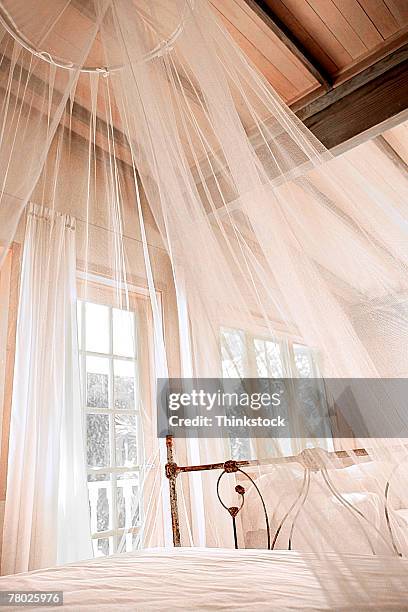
77 300 142 557
221 327 330 459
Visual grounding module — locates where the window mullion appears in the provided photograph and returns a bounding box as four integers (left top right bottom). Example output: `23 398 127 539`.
246 331 256 377
133 310 143 468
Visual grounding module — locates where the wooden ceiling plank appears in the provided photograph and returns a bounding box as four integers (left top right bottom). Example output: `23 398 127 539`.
279 0 353 67
213 7 299 100
242 0 332 87
212 0 316 90
382 0 408 25
230 0 318 88
332 26 408 84
357 0 399 39
306 0 368 58
331 0 384 48
263 0 338 74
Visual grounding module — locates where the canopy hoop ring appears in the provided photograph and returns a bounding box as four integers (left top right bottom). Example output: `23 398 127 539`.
0 0 193 74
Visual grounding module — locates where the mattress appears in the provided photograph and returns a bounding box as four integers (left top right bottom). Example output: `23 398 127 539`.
1 547 408 611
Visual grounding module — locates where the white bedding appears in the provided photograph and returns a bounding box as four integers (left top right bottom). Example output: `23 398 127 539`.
1 547 408 611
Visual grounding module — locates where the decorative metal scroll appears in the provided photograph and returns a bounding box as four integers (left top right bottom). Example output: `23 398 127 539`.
165 437 401 555
216 461 271 550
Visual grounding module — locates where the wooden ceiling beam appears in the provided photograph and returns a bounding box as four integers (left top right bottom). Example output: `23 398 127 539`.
296 49 408 150
295 42 408 119
242 0 332 89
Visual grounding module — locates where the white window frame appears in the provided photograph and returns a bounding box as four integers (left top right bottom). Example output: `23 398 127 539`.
221 326 322 378
76 274 158 556
221 326 329 459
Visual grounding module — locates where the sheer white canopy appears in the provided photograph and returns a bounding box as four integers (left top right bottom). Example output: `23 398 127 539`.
0 0 408 570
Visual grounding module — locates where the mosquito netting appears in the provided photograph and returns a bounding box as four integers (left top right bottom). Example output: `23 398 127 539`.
1 0 408 575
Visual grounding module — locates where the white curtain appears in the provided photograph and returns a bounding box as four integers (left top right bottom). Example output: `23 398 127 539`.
1 204 92 575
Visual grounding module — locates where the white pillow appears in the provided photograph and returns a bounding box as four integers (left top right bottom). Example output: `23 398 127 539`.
243 489 397 554
241 464 403 554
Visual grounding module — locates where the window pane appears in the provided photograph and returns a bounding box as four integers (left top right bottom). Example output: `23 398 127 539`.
88 472 111 482
114 359 135 410
113 308 135 357
293 344 314 377
86 414 110 468
97 486 110 532
117 487 125 530
115 415 138 467
221 328 247 377
124 532 139 552
254 339 283 377
86 302 110 353
87 474 111 534
117 472 140 529
132 532 140 549
230 438 252 461
86 356 109 408
92 537 113 558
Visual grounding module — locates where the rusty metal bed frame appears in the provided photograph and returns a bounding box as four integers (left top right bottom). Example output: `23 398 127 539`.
165 435 405 556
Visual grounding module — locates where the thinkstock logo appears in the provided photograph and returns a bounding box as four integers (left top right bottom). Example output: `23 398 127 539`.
157 378 408 439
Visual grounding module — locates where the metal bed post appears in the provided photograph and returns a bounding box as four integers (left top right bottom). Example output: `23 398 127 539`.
165 435 181 546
